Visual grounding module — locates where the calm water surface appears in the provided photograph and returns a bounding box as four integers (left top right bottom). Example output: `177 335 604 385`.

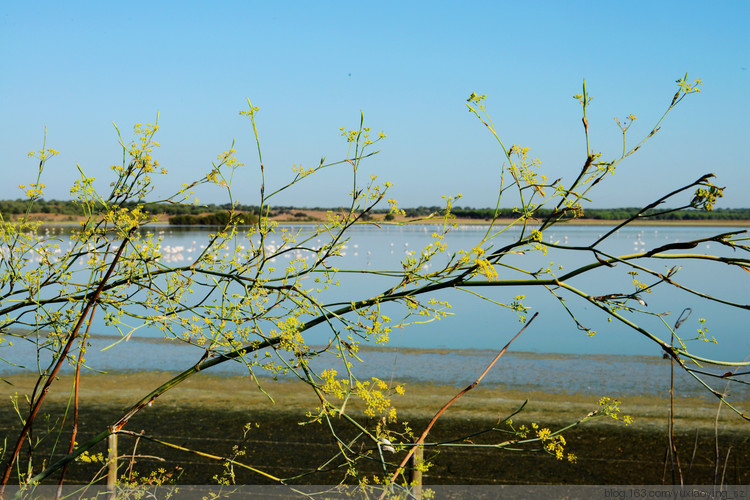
3 224 750 399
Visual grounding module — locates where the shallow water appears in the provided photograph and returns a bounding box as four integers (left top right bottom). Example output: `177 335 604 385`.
5 333 747 401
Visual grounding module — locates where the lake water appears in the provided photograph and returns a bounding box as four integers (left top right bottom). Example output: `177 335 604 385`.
3 223 750 399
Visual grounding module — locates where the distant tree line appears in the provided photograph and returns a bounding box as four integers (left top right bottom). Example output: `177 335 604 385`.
168 211 258 226
401 206 750 221
0 198 86 216
2 199 750 222
0 199 265 217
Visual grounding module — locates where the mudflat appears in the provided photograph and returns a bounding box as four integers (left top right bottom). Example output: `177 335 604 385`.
3 372 749 485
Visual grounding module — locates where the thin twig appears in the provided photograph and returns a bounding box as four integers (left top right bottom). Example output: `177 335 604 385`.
667 309 688 485
115 430 282 483
720 446 732 487
126 431 144 483
713 353 748 484
686 428 699 484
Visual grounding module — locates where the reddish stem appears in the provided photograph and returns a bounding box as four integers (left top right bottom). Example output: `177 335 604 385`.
56 303 98 494
381 312 538 495
1 236 130 491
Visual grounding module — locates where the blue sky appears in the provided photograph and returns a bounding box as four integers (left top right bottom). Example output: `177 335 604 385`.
2 1 748 209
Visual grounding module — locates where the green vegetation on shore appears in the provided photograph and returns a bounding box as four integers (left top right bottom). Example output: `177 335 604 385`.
413 206 750 221
2 198 750 224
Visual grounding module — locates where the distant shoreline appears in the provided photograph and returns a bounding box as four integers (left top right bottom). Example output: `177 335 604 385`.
9 212 750 228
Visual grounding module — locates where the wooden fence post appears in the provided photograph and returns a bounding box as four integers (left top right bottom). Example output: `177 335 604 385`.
107 433 118 496
409 444 423 499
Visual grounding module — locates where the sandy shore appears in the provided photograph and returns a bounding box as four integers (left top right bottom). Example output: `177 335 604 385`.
3 372 749 485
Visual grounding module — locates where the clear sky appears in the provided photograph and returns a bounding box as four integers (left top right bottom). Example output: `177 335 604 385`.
2 1 748 209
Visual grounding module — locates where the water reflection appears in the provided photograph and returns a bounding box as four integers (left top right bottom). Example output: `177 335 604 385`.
3 224 749 367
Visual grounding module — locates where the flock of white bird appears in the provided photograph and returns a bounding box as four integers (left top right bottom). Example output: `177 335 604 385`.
6 226 705 269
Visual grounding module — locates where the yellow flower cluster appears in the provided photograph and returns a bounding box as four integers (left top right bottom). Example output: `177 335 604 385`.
121 467 176 486
507 144 546 195
355 379 397 420
103 205 150 231
292 163 315 178
476 258 497 281
339 126 386 146
27 147 59 162
469 247 498 281
77 449 105 463
238 102 260 118
352 307 392 344
691 183 724 212
508 421 577 463
18 183 45 199
696 318 717 344
466 92 487 107
119 122 162 174
318 370 404 422
105 120 169 200
219 148 241 167
386 198 406 217
614 114 638 133
540 431 573 462
273 315 305 350
320 369 345 399
598 396 634 425
675 74 703 96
